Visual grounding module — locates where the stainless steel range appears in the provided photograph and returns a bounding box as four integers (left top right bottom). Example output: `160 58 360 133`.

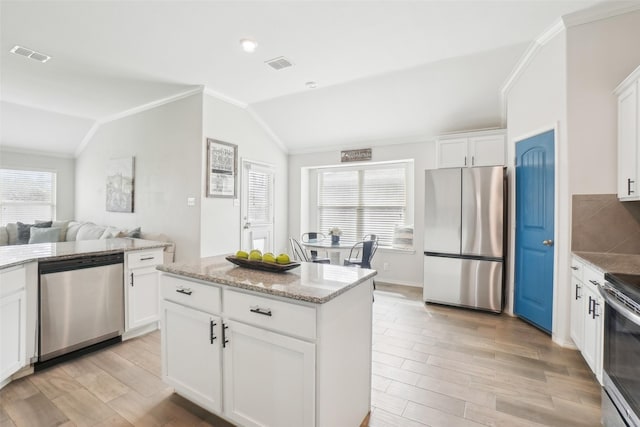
601 272 640 427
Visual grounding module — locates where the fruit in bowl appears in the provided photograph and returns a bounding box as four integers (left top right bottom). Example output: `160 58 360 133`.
236 250 249 259
249 250 263 261
276 253 291 264
263 252 276 263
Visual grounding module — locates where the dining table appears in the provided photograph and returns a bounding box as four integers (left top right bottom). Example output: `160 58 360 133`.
301 238 356 265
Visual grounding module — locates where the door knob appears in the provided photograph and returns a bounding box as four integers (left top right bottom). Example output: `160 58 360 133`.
542 240 554 246
243 222 251 230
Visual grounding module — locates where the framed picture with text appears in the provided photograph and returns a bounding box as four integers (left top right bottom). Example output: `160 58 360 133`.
206 138 237 198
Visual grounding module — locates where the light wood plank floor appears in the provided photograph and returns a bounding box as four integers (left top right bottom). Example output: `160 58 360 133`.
1 284 601 427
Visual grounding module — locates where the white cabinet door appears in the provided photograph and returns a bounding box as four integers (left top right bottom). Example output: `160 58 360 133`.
162 301 222 413
618 82 639 200
437 138 468 168
127 266 160 330
0 290 26 383
582 285 603 383
570 278 584 350
469 134 505 167
223 320 315 427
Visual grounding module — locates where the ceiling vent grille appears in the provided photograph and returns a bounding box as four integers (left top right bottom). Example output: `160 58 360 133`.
265 57 293 71
10 45 51 63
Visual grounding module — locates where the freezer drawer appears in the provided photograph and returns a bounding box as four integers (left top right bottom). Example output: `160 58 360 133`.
423 256 503 313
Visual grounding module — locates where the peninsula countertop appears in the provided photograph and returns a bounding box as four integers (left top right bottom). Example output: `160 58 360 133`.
0 238 170 270
157 255 377 304
573 251 640 276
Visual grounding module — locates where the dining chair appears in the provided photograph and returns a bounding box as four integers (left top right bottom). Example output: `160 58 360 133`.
289 238 330 264
301 232 326 258
343 239 378 299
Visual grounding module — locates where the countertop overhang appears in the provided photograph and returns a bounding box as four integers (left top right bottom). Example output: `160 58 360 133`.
157 255 377 304
0 238 170 269
573 251 640 276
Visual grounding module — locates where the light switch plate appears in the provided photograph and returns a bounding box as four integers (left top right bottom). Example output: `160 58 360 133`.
187 197 196 207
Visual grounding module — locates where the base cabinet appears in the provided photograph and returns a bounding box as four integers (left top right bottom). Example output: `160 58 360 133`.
125 249 164 333
0 266 27 384
569 256 604 384
160 273 372 427
223 320 315 427
162 300 222 413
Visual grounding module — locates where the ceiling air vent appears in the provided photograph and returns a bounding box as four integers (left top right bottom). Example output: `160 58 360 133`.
10 45 51 63
265 56 293 71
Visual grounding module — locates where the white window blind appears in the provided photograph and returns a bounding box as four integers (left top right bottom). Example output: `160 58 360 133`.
247 168 272 224
0 169 56 226
317 164 407 246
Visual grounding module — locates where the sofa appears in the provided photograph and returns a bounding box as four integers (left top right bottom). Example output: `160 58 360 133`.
0 220 175 263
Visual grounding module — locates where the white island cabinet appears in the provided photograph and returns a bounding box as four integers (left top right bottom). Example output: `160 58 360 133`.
158 256 376 427
124 247 164 338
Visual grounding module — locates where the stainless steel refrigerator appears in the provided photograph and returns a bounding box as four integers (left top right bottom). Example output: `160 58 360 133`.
423 166 506 313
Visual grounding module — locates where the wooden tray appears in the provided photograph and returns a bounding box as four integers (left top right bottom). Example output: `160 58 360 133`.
225 255 300 273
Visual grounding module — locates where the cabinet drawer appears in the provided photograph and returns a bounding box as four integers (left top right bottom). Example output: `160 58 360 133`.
161 275 221 314
0 265 26 298
583 264 604 291
223 289 316 340
127 249 163 269
570 258 584 281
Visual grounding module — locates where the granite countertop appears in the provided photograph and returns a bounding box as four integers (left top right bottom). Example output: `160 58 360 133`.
158 255 377 304
0 238 170 269
573 251 640 275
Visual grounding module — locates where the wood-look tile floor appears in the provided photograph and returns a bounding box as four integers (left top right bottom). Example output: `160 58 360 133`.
0 284 601 427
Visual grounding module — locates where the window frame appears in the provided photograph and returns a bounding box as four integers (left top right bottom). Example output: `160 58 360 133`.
309 160 414 248
0 166 57 226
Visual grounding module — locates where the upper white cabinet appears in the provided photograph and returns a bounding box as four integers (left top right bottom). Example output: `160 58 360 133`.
615 65 640 201
437 130 506 169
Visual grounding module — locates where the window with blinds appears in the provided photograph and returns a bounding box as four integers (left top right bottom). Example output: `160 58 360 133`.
247 167 273 224
317 164 408 247
0 168 56 226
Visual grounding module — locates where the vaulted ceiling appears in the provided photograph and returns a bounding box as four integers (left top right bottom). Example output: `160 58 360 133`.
0 1 601 156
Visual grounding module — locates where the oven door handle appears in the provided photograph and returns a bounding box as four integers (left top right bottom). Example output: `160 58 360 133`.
599 286 640 327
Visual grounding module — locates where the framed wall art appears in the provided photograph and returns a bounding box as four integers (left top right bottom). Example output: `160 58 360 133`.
206 138 237 198
106 156 135 212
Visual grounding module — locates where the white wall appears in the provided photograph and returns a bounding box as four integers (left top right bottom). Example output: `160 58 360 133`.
505 33 569 344
288 141 436 287
0 148 75 221
567 10 640 195
75 94 203 261
200 94 289 257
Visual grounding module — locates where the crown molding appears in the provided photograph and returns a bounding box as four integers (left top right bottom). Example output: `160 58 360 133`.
1 145 76 159
499 1 640 126
245 107 288 154
499 19 565 126
203 87 247 109
562 0 640 28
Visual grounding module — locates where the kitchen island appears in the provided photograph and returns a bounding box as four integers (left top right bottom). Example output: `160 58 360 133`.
157 255 376 427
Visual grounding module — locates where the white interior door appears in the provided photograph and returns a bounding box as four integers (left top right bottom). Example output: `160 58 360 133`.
241 160 275 253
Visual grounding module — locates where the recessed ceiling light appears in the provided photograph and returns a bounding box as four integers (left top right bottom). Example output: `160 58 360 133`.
240 38 258 53
306 81 318 89
10 45 51 63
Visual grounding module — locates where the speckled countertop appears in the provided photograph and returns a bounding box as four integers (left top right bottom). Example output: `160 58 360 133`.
0 238 170 269
573 251 640 275
157 255 377 304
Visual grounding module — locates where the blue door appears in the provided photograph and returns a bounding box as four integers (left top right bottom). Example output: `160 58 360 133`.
514 130 555 333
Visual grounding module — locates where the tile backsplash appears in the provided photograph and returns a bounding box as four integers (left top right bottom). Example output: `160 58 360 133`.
572 194 640 254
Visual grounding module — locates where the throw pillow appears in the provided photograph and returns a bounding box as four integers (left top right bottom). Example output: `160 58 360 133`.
6 223 18 245
28 227 62 244
16 221 53 244
126 227 141 238
37 219 70 241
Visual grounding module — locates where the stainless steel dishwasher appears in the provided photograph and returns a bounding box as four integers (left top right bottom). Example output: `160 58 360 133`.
38 253 124 364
